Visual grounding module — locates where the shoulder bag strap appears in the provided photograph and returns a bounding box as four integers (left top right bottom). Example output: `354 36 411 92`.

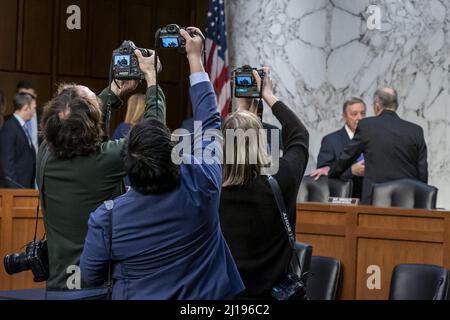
266 175 302 270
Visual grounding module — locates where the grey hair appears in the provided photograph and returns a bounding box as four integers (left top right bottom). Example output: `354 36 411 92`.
374 87 399 110
13 92 33 111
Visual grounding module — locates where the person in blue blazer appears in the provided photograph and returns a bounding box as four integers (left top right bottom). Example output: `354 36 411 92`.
80 27 244 300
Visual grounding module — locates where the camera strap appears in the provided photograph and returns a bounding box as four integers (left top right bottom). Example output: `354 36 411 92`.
34 144 51 253
266 175 303 272
257 74 264 121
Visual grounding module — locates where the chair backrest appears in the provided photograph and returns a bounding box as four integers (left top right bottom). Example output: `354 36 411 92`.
389 264 450 300
298 176 353 203
290 242 313 278
306 256 343 300
370 179 438 209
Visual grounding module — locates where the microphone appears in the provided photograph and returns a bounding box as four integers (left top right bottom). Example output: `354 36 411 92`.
5 176 26 189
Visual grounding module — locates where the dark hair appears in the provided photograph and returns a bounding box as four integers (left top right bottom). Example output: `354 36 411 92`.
16 80 34 91
123 119 180 195
13 93 33 111
374 88 398 110
342 97 366 114
41 87 103 159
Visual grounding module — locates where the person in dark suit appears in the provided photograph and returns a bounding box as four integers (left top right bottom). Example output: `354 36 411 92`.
315 97 366 198
0 93 37 188
311 87 428 204
17 80 41 150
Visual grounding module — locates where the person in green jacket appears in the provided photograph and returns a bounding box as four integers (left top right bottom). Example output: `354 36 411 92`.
36 49 166 299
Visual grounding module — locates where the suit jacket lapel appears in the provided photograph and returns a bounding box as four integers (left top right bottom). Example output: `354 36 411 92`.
11 116 34 153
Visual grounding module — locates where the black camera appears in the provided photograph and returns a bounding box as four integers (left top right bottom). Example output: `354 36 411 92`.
111 40 151 80
4 240 49 282
232 65 265 98
158 24 195 50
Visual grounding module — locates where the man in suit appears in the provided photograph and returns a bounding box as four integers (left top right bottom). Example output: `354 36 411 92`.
0 93 37 188
17 80 40 152
314 97 366 198
311 87 428 204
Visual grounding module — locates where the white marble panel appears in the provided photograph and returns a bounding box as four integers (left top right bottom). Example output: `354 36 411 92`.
227 0 450 208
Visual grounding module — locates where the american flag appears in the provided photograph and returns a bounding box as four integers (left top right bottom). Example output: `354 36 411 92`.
205 0 230 118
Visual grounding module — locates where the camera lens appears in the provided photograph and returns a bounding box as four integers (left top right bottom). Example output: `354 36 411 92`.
4 252 30 275
166 24 179 33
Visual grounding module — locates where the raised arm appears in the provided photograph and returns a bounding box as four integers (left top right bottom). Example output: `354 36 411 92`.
253 68 309 187
180 27 222 194
134 49 166 123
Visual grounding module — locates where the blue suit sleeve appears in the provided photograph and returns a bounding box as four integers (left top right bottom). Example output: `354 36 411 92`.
188 80 223 194
317 135 335 168
80 206 110 286
329 126 366 178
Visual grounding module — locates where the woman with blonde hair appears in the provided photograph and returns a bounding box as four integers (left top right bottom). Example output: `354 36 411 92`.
219 67 309 299
112 93 145 139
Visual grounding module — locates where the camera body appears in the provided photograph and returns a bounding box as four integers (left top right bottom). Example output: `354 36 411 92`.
158 24 195 50
111 40 151 80
232 65 265 98
271 273 308 300
4 240 49 282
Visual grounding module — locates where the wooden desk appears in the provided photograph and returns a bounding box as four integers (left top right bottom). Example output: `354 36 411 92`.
2 189 450 299
0 189 44 291
296 202 450 299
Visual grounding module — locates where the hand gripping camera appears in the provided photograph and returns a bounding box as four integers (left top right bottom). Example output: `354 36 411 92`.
4 239 49 282
111 40 151 80
232 65 265 98
157 24 195 51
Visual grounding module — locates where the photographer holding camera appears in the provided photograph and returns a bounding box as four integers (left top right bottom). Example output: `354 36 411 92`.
80 27 244 300
219 67 309 299
33 48 166 300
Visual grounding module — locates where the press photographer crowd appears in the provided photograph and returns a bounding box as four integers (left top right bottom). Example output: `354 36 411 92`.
0 21 435 302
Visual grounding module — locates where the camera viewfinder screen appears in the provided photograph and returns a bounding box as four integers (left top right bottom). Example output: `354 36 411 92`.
235 75 253 86
114 55 131 67
161 36 180 48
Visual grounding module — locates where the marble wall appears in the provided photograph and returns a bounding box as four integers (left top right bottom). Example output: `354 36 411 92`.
227 0 450 208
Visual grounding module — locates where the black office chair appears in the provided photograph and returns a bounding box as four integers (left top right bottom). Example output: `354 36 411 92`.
389 264 450 300
290 242 313 277
370 179 438 209
298 176 353 203
306 256 343 300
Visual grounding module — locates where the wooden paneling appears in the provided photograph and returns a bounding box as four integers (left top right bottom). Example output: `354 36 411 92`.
122 0 154 48
22 0 54 73
57 0 88 76
0 0 209 131
0 0 19 71
0 72 51 115
296 202 450 300
0 190 45 291
88 0 120 78
355 238 443 300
